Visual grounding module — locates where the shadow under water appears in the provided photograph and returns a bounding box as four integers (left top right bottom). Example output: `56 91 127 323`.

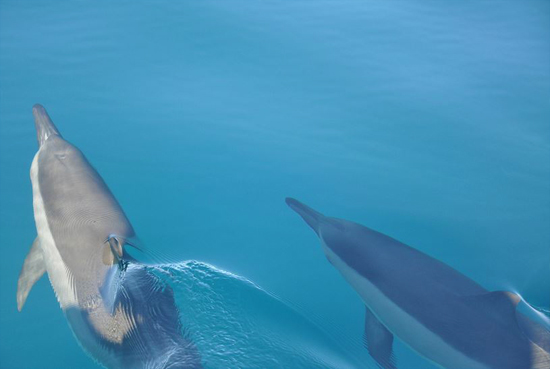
148 261 366 369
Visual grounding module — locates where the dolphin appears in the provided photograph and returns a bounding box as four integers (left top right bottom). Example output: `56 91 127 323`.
286 198 550 369
17 105 201 369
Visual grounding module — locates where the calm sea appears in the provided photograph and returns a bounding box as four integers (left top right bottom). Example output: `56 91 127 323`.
0 0 548 368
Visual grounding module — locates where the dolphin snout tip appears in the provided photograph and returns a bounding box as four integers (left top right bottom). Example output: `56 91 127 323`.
285 197 308 215
285 197 299 209
285 197 323 234
32 103 45 114
32 104 61 147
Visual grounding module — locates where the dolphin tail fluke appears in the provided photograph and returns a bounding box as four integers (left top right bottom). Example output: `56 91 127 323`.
285 198 324 235
33 104 61 148
17 238 46 311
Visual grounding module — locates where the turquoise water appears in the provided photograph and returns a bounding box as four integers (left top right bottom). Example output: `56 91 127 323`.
1 1 549 368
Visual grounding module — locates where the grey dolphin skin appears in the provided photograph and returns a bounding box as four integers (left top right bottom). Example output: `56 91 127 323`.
286 198 550 369
17 105 201 369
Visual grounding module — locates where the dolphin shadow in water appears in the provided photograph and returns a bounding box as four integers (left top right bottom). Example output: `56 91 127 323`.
66 263 201 369
17 105 201 369
286 197 550 369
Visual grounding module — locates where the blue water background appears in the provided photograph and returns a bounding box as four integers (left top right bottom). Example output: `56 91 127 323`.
1 1 549 368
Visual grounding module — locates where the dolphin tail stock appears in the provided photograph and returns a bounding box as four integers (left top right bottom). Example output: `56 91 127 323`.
285 198 325 235
33 104 62 148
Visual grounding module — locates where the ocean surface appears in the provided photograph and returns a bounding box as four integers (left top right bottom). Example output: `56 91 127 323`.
0 1 549 368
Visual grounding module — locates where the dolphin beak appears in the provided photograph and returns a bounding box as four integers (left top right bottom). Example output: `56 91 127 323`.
33 104 61 148
285 197 324 235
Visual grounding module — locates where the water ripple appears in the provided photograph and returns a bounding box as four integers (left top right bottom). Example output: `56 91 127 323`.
149 261 368 369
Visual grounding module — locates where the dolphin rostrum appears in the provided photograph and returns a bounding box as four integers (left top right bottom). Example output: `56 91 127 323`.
17 105 201 369
286 198 550 369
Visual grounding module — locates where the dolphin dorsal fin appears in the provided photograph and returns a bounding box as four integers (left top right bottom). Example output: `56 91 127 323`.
463 291 521 329
102 234 143 269
17 238 46 311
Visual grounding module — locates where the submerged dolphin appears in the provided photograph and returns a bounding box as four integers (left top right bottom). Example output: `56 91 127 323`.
17 105 201 369
286 198 550 369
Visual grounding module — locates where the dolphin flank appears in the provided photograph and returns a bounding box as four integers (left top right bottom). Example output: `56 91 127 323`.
17 105 201 369
286 197 550 369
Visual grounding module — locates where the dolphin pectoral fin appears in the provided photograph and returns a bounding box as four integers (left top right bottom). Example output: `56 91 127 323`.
17 238 46 312
363 306 396 369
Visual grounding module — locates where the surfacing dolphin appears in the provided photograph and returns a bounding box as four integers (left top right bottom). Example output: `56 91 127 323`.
17 105 201 369
286 198 550 369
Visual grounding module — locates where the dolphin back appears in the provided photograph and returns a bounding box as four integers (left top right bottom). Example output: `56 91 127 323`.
285 198 324 235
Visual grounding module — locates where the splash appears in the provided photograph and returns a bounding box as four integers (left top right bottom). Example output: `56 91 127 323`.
146 261 367 369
